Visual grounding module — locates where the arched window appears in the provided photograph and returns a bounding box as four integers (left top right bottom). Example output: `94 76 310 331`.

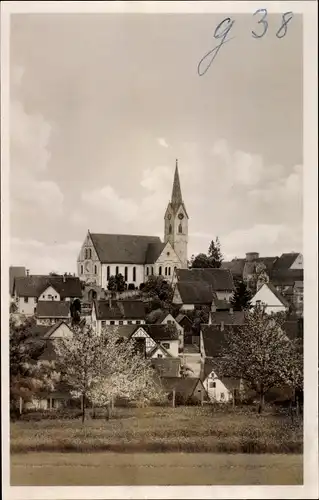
168 267 171 276
107 266 110 280
178 223 182 233
165 267 167 276
84 249 87 259
88 248 92 259
94 265 97 275
116 266 119 276
151 267 154 275
146 267 149 276
133 267 136 281
169 224 172 234
159 266 162 276
124 266 128 281
80 265 83 275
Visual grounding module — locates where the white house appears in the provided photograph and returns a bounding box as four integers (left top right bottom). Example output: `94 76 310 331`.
12 275 82 316
35 301 71 326
200 359 241 403
91 299 146 335
77 162 189 289
154 312 184 349
144 325 180 357
250 282 290 314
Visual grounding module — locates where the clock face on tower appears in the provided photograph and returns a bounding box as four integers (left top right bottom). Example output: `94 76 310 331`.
178 213 184 220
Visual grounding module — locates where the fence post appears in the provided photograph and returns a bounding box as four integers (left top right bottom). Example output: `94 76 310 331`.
172 389 176 408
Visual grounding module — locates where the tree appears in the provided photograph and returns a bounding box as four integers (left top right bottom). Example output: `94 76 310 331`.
10 315 59 414
107 273 127 293
53 324 104 423
207 237 223 268
215 306 303 413
143 276 174 310
70 298 82 325
230 281 252 311
190 253 214 269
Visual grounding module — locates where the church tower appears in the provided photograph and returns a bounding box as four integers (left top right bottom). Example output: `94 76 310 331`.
164 160 189 268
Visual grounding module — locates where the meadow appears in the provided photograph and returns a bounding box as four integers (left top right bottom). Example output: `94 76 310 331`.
11 405 303 454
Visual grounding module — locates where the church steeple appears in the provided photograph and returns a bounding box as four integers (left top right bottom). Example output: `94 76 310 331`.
171 159 183 207
164 160 189 268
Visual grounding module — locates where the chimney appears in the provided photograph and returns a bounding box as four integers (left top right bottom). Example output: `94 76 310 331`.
26 269 30 277
63 274 66 283
220 321 224 331
211 303 217 313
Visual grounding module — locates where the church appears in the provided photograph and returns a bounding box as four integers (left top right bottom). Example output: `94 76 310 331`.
77 161 189 289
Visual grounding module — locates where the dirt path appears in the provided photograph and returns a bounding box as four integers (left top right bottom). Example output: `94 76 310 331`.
11 452 303 486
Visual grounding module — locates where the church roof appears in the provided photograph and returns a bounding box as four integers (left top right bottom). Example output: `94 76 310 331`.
171 161 183 206
89 233 162 264
145 242 166 264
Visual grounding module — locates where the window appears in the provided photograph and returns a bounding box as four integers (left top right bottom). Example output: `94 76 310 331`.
80 265 83 274
162 342 170 349
178 223 182 233
24 297 28 303
151 267 154 275
101 321 106 327
209 381 216 388
168 267 171 276
165 267 167 276
157 354 163 358
116 266 119 276
94 265 97 275
169 224 172 234
146 267 149 276
55 295 57 299
220 392 225 400
167 320 172 324
110 320 115 325
119 320 124 325
88 248 92 259
136 320 141 325
125 266 128 281
159 266 162 276
132 267 136 281
107 266 110 279
127 320 132 325
34 308 36 314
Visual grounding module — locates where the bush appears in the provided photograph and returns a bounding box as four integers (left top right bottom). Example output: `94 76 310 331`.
127 283 135 290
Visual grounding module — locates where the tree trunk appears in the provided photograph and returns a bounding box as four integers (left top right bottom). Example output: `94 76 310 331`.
81 394 86 423
258 393 264 414
19 397 23 415
172 389 176 408
105 402 111 420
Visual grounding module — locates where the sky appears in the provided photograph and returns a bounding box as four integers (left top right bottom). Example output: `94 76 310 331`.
9 12 303 274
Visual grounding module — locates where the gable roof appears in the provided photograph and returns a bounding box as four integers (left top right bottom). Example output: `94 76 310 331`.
94 300 146 320
254 282 290 308
36 301 71 318
144 324 179 341
175 268 234 291
201 324 240 357
13 275 82 299
154 311 172 324
42 320 73 339
176 281 213 305
210 311 245 325
89 233 162 264
221 259 246 277
9 266 26 295
175 313 192 325
102 324 141 339
147 343 173 358
272 253 300 271
151 358 181 378
160 377 205 399
145 242 166 264
200 358 240 391
270 269 303 286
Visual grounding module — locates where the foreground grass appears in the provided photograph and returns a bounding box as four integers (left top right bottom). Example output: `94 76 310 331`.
11 452 303 485
11 406 303 454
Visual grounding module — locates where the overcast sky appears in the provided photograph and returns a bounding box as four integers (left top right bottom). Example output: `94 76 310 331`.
10 12 303 274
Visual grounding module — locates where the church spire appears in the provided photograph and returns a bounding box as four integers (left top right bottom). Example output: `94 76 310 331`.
171 159 183 206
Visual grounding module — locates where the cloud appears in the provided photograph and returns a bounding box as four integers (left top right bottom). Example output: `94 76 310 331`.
10 66 64 221
10 238 81 274
81 185 139 224
157 137 169 148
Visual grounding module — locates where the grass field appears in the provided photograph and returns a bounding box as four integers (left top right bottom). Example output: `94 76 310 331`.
11 452 303 486
11 406 303 454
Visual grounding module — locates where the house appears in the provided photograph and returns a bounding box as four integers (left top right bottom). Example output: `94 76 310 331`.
250 282 290 314
153 311 184 349
92 299 146 334
35 301 71 325
200 358 241 403
143 324 180 357
151 357 181 378
173 268 234 306
199 324 236 359
208 308 245 326
222 251 303 314
160 377 208 405
12 275 82 316
77 162 189 288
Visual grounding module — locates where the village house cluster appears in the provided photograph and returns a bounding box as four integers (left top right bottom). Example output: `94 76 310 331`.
9 163 304 410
